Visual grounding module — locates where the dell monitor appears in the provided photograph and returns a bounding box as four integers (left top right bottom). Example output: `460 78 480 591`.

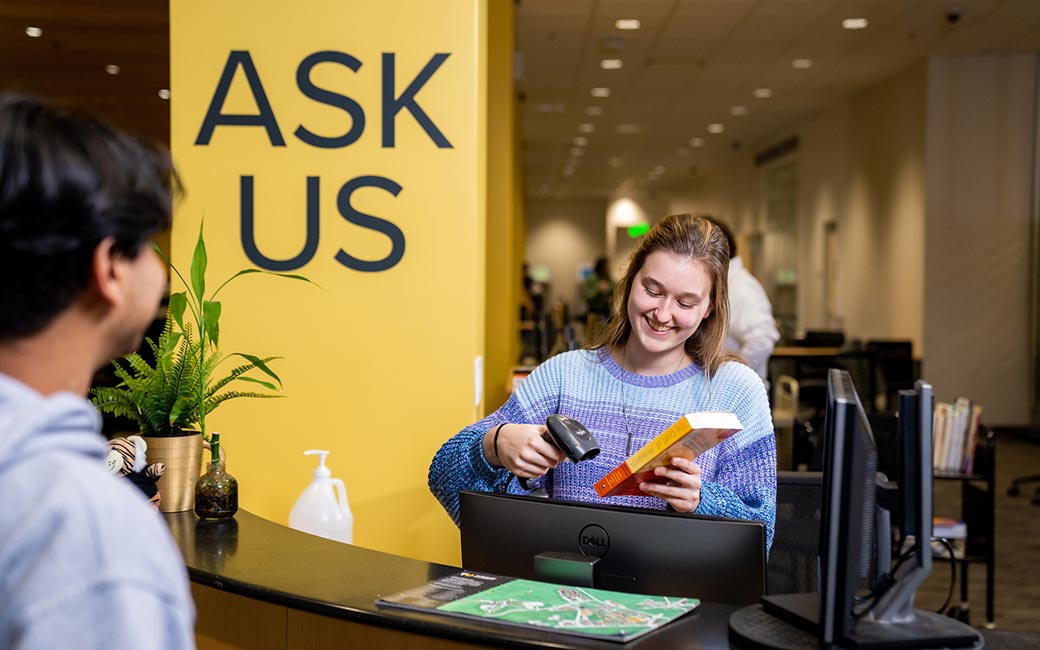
459 490 766 606
730 369 981 649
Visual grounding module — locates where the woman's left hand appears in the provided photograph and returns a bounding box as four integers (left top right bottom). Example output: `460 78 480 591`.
639 456 702 513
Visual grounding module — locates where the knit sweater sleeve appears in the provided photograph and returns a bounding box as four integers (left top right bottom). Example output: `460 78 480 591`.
428 354 565 525
694 363 777 550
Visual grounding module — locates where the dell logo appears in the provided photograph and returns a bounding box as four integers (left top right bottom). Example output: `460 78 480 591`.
578 524 609 557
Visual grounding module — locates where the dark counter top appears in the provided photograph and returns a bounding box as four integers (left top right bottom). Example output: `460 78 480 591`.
167 511 1040 650
166 510 736 649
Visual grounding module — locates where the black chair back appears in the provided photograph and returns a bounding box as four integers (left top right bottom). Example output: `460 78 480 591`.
768 471 823 595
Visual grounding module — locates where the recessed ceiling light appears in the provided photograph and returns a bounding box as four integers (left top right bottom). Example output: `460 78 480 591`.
600 59 623 70
707 123 725 134
689 137 705 147
578 123 595 133
25 26 42 38
753 88 773 99
591 87 611 98
730 106 747 116
535 102 566 113
791 58 813 69
842 18 869 30
573 136 589 147
615 19 641 30
569 147 585 156
585 106 603 116
158 89 171 100
614 123 643 134
105 64 120 75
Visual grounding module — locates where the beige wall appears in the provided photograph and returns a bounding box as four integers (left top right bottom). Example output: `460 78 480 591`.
526 197 609 315
923 54 1037 424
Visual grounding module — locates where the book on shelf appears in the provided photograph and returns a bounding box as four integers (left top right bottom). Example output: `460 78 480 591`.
933 516 967 539
594 411 742 498
376 570 700 643
932 397 983 474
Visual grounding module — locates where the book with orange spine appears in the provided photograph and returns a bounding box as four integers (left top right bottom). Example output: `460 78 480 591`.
594 411 743 498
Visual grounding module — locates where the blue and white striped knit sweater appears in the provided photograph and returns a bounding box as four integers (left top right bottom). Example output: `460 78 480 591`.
428 348 777 550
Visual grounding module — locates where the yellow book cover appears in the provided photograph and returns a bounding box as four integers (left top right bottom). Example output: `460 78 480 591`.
594 412 743 498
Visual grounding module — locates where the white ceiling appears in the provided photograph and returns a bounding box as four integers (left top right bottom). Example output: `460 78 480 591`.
516 0 1040 199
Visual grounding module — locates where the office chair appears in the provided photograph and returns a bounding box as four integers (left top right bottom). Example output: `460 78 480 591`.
865 340 915 413
1006 475 1040 506
767 471 823 595
772 375 801 471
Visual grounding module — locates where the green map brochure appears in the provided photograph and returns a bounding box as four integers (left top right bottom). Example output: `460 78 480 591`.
377 571 699 642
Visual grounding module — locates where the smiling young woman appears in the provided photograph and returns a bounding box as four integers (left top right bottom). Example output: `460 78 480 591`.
429 214 777 549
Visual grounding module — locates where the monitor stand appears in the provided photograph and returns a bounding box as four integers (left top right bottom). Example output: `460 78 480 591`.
729 593 984 650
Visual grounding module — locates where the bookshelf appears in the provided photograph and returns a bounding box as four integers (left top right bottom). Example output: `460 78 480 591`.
933 425 996 628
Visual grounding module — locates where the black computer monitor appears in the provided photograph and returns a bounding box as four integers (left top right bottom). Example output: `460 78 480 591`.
459 490 766 606
730 370 981 649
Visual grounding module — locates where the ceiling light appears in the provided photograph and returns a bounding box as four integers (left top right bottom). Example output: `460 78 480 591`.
25 26 43 37
689 137 705 147
614 123 643 134
707 123 725 134
535 102 566 113
600 59 623 70
158 89 171 100
585 106 603 116
569 147 585 156
753 88 773 99
578 123 595 133
842 18 869 30
573 136 589 146
615 19 641 30
591 87 611 98
791 59 813 69
730 106 747 116
105 64 120 75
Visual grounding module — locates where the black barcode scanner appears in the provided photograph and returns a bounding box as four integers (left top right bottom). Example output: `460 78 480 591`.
518 414 600 490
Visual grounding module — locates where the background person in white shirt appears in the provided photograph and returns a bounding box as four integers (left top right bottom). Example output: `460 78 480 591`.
712 219 780 383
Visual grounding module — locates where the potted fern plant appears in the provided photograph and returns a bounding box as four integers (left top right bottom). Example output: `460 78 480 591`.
92 223 312 513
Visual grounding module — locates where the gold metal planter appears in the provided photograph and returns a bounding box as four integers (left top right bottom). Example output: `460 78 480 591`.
143 431 204 513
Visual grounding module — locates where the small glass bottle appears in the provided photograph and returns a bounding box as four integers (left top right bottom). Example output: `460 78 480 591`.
194 432 238 519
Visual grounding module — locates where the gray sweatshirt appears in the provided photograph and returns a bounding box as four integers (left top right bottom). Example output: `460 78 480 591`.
0 372 195 649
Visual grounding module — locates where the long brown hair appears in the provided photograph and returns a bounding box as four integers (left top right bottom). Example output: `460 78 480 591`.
591 213 737 378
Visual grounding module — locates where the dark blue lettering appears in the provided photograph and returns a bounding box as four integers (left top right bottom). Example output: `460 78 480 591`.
294 51 366 148
335 176 405 272
240 175 320 271
196 51 285 146
381 53 452 148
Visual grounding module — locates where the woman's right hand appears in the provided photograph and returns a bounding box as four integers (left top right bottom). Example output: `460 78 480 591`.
483 423 564 479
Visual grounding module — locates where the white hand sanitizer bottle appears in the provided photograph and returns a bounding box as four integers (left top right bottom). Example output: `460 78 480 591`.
288 449 353 544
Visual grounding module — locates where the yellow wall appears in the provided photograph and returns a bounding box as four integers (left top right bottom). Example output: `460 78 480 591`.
170 0 511 565
483 0 518 414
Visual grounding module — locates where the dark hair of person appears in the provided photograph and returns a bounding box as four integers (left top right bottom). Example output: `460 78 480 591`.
708 216 737 259
0 94 178 341
590 213 738 378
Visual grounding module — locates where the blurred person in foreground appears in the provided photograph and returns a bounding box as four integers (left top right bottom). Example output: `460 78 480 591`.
0 94 194 649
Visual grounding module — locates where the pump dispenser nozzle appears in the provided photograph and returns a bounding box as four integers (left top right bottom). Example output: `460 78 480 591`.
304 449 332 478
